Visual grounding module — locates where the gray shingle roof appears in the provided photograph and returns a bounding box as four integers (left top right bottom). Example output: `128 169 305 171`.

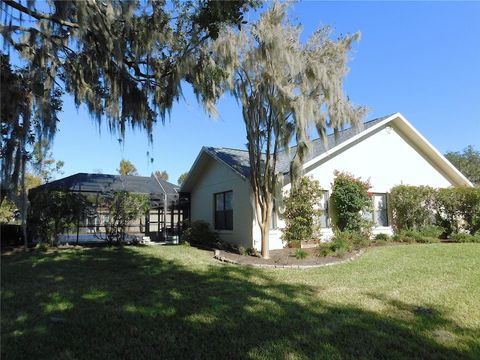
31 173 179 197
206 115 392 178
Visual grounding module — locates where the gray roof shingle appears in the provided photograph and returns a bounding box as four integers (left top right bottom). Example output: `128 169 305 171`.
205 115 392 178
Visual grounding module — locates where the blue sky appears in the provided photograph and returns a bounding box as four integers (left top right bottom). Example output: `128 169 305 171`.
49 1 480 184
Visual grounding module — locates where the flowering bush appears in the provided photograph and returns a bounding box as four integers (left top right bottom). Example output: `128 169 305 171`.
330 171 372 232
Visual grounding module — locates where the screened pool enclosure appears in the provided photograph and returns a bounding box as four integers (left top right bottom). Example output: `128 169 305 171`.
29 173 190 244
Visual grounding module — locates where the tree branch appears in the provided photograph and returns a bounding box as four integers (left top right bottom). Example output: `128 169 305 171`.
3 0 79 28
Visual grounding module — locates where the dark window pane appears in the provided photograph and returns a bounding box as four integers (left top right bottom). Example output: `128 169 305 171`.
224 191 233 210
215 193 224 211
225 210 233 230
215 211 225 230
214 191 233 230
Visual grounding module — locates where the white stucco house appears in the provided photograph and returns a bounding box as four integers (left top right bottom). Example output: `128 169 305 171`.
180 113 472 251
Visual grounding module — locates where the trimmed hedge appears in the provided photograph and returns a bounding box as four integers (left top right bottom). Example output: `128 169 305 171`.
389 185 436 231
389 185 480 237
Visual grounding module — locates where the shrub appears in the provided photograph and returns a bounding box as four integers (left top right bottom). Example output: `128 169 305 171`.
454 187 480 235
351 231 371 248
432 187 480 237
414 235 440 244
389 185 436 231
287 240 301 248
317 246 332 257
100 191 150 245
330 171 372 232
390 185 480 237
237 246 257 256
29 190 89 246
374 233 390 241
181 221 219 248
295 248 308 259
392 232 414 244
238 246 247 255
450 232 480 243
333 231 369 250
329 236 351 257
318 231 369 257
418 225 443 239
36 242 50 251
393 228 441 244
434 188 461 237
282 177 324 244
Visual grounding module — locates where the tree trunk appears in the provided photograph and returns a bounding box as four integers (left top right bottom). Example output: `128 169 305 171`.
260 222 270 259
21 152 28 250
258 198 272 259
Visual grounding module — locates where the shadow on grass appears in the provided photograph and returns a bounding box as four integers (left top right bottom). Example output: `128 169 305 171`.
1 247 478 359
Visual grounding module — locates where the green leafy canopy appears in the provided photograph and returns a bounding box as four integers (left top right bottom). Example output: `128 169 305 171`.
1 0 258 199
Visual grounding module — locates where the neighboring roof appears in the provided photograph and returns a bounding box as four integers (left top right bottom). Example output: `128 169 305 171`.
31 173 179 196
181 113 473 190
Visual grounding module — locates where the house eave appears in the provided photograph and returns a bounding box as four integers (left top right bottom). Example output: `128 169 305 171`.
296 112 472 187
180 147 248 193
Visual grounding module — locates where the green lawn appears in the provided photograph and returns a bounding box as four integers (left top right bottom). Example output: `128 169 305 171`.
2 244 479 359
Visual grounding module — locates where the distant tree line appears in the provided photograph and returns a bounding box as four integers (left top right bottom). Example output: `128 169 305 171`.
445 146 480 186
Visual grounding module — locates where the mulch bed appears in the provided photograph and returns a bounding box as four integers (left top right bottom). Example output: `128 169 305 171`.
215 247 363 268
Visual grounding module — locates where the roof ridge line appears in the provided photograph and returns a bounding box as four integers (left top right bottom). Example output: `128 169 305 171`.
207 114 394 153
209 146 249 152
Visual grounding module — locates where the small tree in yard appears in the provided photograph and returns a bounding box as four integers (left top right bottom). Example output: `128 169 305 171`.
29 191 88 246
211 2 366 258
99 191 150 245
330 171 372 232
282 177 324 245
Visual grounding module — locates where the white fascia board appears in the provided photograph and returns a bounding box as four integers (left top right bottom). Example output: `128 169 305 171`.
393 113 473 187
